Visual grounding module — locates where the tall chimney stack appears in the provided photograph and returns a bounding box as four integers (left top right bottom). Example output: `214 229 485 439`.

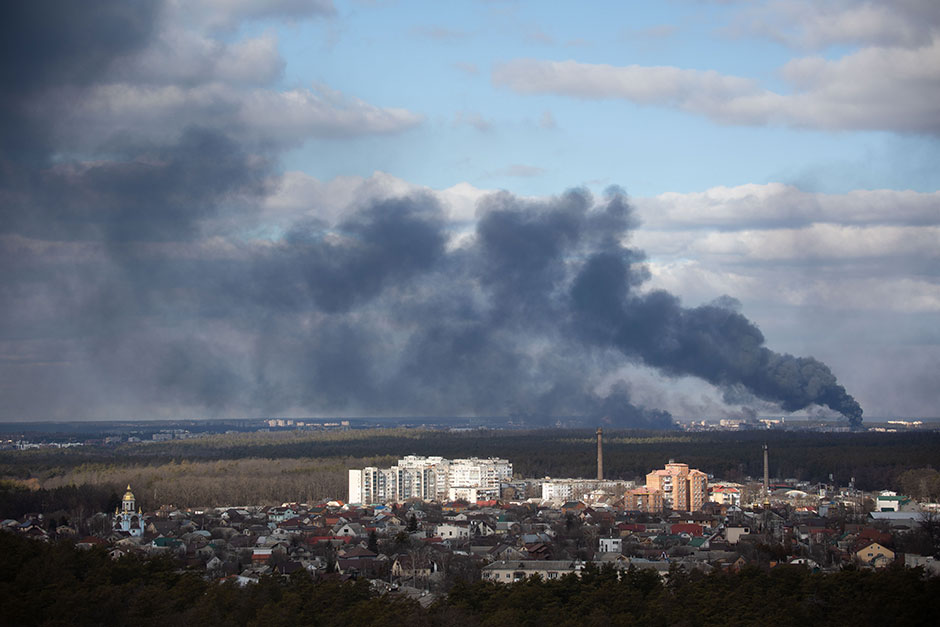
597 428 603 480
763 443 769 503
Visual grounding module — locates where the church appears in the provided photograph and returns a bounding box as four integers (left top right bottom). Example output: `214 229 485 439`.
112 484 143 537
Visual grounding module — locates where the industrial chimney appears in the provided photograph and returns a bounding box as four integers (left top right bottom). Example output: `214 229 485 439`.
763 443 769 503
597 427 603 480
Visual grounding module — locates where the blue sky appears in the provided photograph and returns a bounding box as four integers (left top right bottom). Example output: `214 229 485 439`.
262 1 940 196
1 0 937 421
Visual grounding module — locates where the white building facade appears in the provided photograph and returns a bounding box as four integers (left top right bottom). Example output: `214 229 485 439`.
539 478 635 505
348 456 512 504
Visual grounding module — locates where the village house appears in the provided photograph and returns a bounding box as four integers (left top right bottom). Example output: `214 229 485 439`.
434 522 470 542
854 540 895 568
482 560 585 582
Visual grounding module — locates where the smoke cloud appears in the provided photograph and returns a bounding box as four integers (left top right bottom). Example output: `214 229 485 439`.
0 1 863 427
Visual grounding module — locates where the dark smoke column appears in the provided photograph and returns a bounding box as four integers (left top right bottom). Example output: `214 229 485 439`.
568 191 864 428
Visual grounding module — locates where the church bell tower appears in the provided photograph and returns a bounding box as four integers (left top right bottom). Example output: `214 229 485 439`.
113 484 143 537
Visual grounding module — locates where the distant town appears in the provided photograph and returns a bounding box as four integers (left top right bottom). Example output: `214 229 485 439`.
3 414 937 451
4 426 939 605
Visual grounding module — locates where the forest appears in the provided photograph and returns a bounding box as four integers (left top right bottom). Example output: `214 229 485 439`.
3 428 940 519
0 531 937 626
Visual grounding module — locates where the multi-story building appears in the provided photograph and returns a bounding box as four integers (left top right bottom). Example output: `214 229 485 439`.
688 469 708 511
447 485 499 502
541 480 574 503
449 457 511 491
624 486 664 513
540 478 635 505
348 467 397 504
348 456 512 504
709 483 742 507
636 460 709 512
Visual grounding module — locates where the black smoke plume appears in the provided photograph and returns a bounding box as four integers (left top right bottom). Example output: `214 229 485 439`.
569 246 864 427
0 2 863 427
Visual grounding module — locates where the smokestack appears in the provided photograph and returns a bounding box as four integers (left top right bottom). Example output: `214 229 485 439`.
763 443 769 503
597 427 603 480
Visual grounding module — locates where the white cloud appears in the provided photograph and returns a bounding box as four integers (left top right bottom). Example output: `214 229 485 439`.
438 181 493 222
625 182 940 319
56 82 422 147
493 59 757 107
737 0 940 49
115 28 284 86
44 0 422 150
643 258 759 305
492 38 940 134
647 257 940 313
240 83 424 140
216 33 286 84
633 184 938 320
174 0 336 31
262 171 373 224
263 171 491 225
682 224 940 261
635 184 940 229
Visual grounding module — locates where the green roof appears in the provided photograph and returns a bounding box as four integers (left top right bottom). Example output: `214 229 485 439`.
152 537 182 548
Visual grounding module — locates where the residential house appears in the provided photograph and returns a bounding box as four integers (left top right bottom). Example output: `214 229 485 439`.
435 523 470 542
482 560 584 582
598 537 623 553
854 540 895 568
332 522 364 538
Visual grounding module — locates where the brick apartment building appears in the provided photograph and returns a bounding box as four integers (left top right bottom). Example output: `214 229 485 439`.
625 461 708 513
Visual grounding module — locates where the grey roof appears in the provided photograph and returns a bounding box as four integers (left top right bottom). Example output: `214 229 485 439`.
869 511 923 520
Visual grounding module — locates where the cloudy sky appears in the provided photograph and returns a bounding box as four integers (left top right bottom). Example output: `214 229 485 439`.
1 0 937 422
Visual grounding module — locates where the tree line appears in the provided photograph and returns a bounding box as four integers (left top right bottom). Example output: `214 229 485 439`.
0 531 937 626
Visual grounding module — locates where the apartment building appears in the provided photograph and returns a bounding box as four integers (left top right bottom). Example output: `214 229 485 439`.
624 486 664 513
540 478 635 504
348 455 512 504
637 461 709 512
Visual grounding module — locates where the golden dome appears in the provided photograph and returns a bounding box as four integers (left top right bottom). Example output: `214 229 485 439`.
122 484 135 501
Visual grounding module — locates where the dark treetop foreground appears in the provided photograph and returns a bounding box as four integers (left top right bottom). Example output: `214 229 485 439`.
1 531 938 627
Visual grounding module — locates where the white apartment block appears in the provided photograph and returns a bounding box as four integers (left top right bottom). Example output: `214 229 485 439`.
541 480 574 503
348 455 512 504
447 485 499 502
540 478 636 504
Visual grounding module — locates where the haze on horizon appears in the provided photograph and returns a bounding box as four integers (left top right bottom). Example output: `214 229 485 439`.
0 1 937 423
